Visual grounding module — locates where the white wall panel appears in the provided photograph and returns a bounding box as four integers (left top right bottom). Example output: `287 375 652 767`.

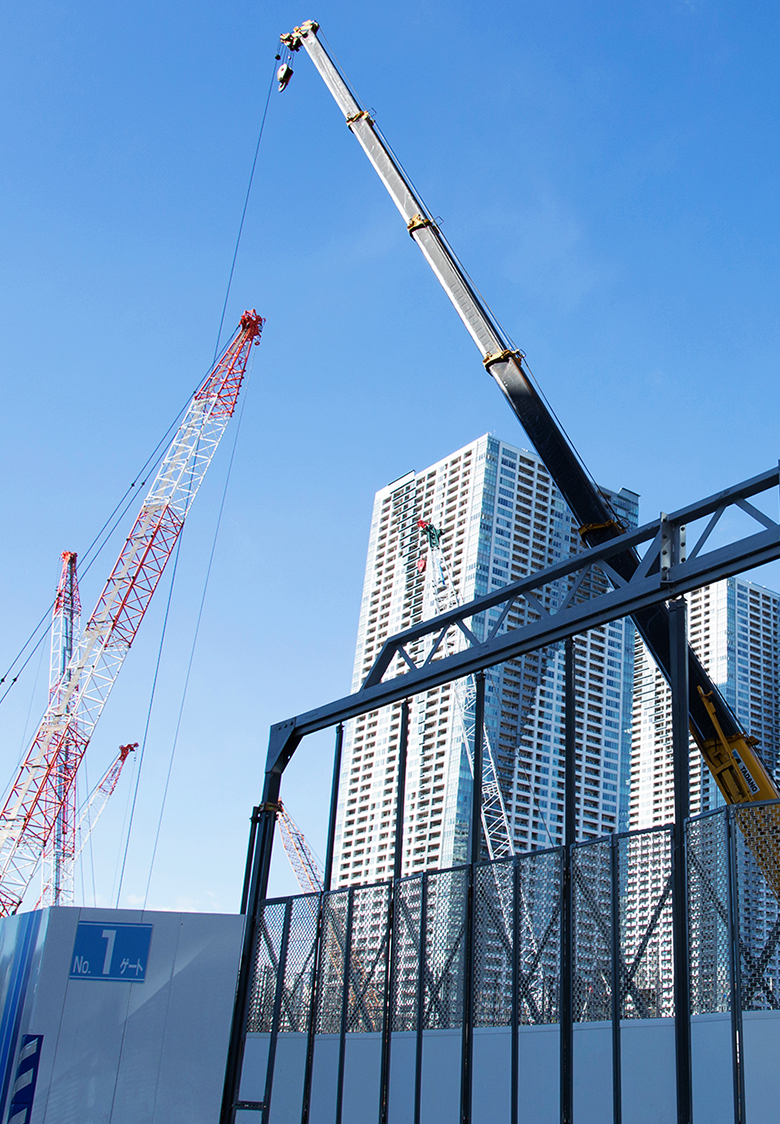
387 1032 415 1124
517 1025 559 1123
341 1032 382 1123
0 907 243 1124
691 1013 733 1124
573 1022 612 1124
239 1033 270 1103
268 1033 307 1124
471 1026 511 1124
308 1034 339 1124
743 1010 780 1124
620 1018 676 1124
420 1029 461 1124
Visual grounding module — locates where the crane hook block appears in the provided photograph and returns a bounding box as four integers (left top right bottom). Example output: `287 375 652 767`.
280 21 319 52
277 63 294 91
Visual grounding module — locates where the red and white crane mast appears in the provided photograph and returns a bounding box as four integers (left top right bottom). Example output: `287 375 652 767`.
0 310 263 915
41 551 81 906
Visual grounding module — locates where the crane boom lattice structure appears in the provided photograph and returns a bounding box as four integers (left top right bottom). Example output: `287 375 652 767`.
0 310 263 916
41 551 81 907
418 520 513 861
276 801 323 894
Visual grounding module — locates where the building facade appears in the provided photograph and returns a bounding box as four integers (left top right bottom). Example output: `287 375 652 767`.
630 577 780 828
332 434 639 888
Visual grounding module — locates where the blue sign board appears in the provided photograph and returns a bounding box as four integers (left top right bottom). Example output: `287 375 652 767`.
70 922 153 982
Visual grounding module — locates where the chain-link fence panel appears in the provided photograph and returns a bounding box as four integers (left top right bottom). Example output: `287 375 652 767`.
246 900 288 1033
347 882 391 1032
572 839 612 1023
618 827 674 1019
732 802 780 1012
391 875 423 1031
315 889 350 1034
424 867 468 1029
687 811 731 1016
516 848 562 1024
473 858 514 1026
278 893 320 1032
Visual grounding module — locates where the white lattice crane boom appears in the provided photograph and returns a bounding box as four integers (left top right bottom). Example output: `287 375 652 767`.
275 801 324 894
0 310 263 915
418 520 514 862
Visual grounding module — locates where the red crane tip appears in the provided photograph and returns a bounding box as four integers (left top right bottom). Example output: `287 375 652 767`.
240 309 265 342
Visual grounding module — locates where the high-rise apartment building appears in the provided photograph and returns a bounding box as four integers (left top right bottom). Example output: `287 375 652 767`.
332 434 639 888
630 577 780 828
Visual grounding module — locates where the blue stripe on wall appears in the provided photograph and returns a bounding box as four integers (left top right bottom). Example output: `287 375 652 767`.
0 913 42 1120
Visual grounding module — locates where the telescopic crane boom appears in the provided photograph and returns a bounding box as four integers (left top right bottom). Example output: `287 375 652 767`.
280 21 779 813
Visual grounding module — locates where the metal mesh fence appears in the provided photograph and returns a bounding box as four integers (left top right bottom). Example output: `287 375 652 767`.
732 803 780 1011
246 802 780 1047
391 875 423 1031
572 839 612 1022
424 867 468 1029
618 828 674 1019
516 848 561 1024
347 882 391 1032
473 859 514 1026
687 811 730 1015
315 889 350 1034
278 894 320 1032
246 900 287 1033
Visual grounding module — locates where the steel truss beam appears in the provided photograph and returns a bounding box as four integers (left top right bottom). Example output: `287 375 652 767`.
264 463 780 782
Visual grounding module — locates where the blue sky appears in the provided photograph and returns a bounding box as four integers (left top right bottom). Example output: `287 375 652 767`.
2 1 779 907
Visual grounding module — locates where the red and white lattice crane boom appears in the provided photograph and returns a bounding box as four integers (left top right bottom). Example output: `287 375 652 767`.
0 310 263 915
41 551 82 906
275 801 324 894
72 742 137 868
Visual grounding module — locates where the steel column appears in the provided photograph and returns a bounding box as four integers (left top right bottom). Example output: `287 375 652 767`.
240 805 262 916
300 895 324 1124
220 780 280 1124
511 857 520 1124
261 899 292 1124
461 672 485 1122
560 638 575 1124
414 872 427 1124
393 701 410 883
727 810 746 1124
610 835 622 1124
334 888 354 1124
324 724 344 892
378 881 395 1124
669 597 692 1124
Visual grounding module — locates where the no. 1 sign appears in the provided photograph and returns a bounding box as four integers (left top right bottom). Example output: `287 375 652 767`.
70 922 153 982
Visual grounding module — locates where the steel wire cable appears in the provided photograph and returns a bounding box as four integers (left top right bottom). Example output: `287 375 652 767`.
113 530 185 907
142 368 253 908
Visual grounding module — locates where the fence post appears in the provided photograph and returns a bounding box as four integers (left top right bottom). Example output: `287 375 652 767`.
726 810 746 1124
669 597 692 1124
560 637 575 1124
610 834 622 1124
324 724 344 892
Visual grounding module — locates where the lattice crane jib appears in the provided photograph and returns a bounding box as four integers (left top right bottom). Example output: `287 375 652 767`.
0 311 264 916
276 801 324 894
417 521 514 864
41 552 82 907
